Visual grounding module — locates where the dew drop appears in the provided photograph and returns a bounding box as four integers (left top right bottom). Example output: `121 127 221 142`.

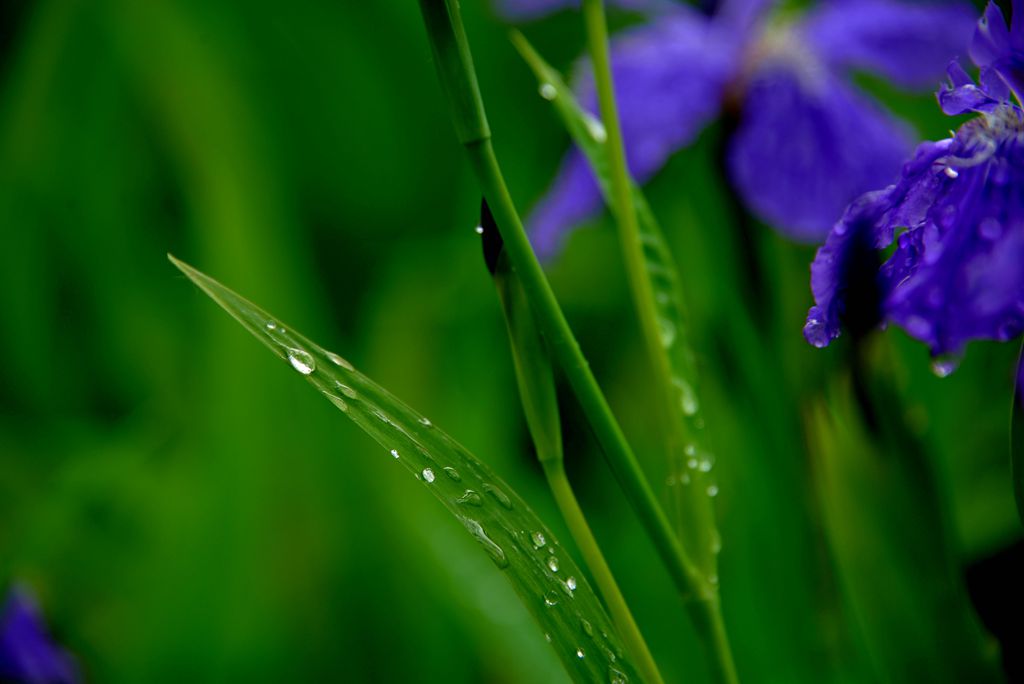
584 114 607 143
474 224 484 235
658 317 677 348
931 356 960 377
698 458 713 473
687 458 699 470
675 378 698 415
609 667 629 684
576 648 585 659
265 320 277 331
463 518 508 568
483 483 513 509
287 348 316 375
684 444 696 457
443 466 461 481
326 351 354 371
544 633 552 643
539 83 557 100
805 317 829 348
422 468 435 483
457 490 483 507
580 618 593 637
707 484 719 497
324 393 349 412
419 417 433 427
531 531 547 549
336 383 357 399
566 576 577 591
543 592 559 607
390 449 400 459
943 166 959 179
547 556 559 573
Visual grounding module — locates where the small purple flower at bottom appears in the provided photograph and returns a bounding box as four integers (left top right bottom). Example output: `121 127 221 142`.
0 586 79 684
805 1 1024 362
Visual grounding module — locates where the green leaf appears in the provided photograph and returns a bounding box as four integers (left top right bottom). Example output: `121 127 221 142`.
510 33 719 582
1012 345 1024 527
808 378 1003 683
169 255 641 684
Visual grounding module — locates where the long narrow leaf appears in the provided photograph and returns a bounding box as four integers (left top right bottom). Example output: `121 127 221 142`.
169 255 640 684
511 34 719 580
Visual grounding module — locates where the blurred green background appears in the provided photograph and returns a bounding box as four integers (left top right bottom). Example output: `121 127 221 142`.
0 0 1020 682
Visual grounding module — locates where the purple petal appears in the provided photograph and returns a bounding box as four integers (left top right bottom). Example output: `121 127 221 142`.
728 66 912 242
969 2 1013 67
800 0 977 89
804 189 894 347
969 1 1024 99
0 587 79 684
938 60 1003 114
528 11 737 257
883 132 1024 356
804 139 952 347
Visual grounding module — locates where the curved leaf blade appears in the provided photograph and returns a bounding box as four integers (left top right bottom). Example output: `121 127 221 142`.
169 255 641 684
510 34 719 580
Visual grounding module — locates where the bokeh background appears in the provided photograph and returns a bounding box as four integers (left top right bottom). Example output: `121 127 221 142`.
0 0 1020 682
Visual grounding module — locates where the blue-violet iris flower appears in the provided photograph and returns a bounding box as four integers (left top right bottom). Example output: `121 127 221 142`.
0 586 79 684
499 0 976 256
804 0 1024 363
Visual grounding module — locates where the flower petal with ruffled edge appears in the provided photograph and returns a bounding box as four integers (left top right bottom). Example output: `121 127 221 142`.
969 0 1024 99
799 0 976 89
881 110 1024 356
527 10 739 257
0 587 79 684
728 66 912 242
939 60 1004 114
803 139 951 346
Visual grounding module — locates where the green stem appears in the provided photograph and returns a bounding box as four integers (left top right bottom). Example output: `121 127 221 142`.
416 0 725 676
543 459 665 684
579 1 738 682
579 0 674 417
465 138 703 602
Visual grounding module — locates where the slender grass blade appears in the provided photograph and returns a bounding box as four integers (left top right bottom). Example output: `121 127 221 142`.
510 34 719 581
169 255 641 684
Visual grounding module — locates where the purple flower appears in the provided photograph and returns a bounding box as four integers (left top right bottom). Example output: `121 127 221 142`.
506 0 976 256
0 586 79 684
805 0 1024 361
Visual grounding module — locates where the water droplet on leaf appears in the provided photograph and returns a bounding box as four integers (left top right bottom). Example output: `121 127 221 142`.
287 348 316 375
463 519 508 568
457 490 483 507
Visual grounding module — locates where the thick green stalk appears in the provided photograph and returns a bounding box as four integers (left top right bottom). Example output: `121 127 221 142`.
416 0 706 609
485 217 664 684
579 2 738 682
578 0 679 433
464 138 704 600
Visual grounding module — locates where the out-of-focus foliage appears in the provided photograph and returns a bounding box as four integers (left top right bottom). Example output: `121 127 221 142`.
0 1 1018 683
